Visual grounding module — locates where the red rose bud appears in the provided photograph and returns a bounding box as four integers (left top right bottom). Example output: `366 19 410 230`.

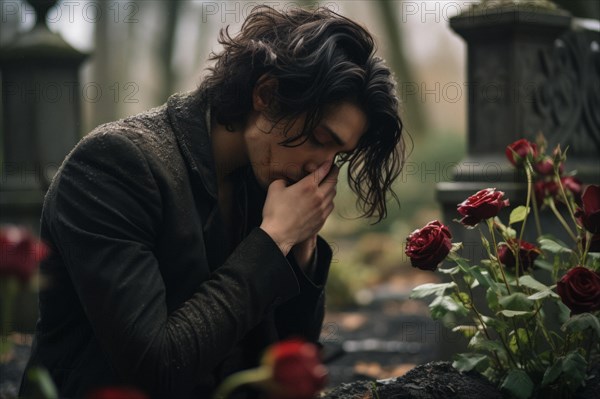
575 185 600 234
506 139 538 167
457 188 510 227
86 387 149 399
534 157 563 176
497 239 541 273
405 220 452 271
262 339 327 399
0 225 49 283
557 266 600 314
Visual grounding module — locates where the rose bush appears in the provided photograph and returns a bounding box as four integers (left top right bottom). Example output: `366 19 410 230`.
408 137 600 399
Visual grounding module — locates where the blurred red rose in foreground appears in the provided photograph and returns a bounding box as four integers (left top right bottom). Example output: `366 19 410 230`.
405 221 452 271
506 139 538 167
0 225 49 283
557 266 600 314
262 339 327 399
457 188 510 227
86 387 149 399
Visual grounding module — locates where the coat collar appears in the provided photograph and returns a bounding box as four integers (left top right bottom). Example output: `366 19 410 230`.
166 88 219 201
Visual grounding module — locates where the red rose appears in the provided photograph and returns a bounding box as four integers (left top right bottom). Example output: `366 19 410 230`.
457 188 510 227
497 239 541 273
506 139 538 167
557 266 600 314
575 185 600 234
86 387 149 399
262 339 327 399
0 225 49 283
534 157 563 176
405 220 452 271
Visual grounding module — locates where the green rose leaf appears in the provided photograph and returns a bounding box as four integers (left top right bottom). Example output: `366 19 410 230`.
486 288 500 311
527 289 559 300
541 359 563 387
534 258 553 272
430 295 468 319
509 206 530 225
561 351 587 390
452 325 478 338
499 310 534 318
469 331 505 354
501 369 534 399
481 315 509 332
438 266 460 275
586 253 600 272
499 293 534 311
538 237 572 254
518 275 549 292
557 302 571 324
561 313 600 337
453 353 489 372
410 282 456 299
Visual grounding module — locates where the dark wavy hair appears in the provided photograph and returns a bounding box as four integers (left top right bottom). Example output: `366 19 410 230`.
200 6 405 222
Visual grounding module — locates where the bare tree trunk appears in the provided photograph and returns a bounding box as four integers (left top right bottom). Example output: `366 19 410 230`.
91 0 118 128
374 0 426 135
159 0 181 103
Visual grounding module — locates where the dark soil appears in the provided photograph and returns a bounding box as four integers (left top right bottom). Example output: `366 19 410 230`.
321 361 600 399
321 361 502 399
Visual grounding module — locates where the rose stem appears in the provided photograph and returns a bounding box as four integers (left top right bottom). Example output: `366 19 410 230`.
548 199 578 243
555 169 579 229
488 219 513 293
211 366 272 399
449 273 507 370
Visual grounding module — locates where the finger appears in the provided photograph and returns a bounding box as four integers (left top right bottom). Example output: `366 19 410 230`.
300 161 332 186
268 179 287 192
319 165 339 189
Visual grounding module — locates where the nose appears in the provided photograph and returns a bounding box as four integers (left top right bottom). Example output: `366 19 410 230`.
304 158 334 176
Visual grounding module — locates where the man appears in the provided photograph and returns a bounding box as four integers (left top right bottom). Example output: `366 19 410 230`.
20 6 405 399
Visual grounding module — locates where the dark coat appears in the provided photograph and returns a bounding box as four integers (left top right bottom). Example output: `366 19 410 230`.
19 89 332 399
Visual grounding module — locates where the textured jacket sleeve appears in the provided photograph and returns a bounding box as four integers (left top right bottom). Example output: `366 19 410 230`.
275 237 332 342
46 131 302 397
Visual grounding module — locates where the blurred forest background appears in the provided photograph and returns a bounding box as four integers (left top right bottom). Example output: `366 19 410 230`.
6 0 582 310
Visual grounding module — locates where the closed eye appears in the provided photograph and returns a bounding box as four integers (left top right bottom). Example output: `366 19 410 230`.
309 135 325 148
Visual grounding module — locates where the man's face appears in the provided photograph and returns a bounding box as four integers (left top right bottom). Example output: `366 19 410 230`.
244 102 368 189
